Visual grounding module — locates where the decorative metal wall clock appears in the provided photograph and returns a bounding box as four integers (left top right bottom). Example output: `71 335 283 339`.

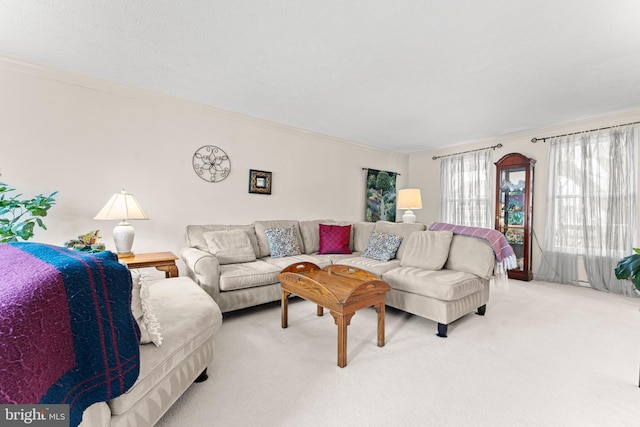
192 145 231 182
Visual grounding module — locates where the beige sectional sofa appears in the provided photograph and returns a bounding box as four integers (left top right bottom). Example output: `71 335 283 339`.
181 219 495 337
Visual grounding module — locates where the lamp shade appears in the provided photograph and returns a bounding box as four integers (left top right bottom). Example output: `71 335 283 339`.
94 189 148 257
397 188 422 223
94 189 149 221
397 189 422 210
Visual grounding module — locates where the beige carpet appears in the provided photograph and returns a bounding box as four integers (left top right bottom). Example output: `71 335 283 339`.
156 279 640 427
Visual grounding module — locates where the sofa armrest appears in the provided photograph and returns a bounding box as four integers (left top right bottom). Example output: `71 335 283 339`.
180 247 221 301
79 402 111 427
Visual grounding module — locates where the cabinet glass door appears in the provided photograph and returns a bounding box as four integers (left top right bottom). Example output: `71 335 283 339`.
498 168 526 270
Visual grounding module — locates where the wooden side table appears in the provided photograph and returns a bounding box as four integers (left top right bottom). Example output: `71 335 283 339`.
118 252 179 278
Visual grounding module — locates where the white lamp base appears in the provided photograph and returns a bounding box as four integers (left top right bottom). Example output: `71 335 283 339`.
113 221 135 257
402 210 416 223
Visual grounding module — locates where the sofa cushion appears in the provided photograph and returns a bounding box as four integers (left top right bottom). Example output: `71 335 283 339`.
322 252 362 264
383 267 484 301
264 254 332 270
254 220 304 257
352 222 376 252
264 226 302 258
218 260 281 291
400 230 453 270
362 231 403 261
185 224 259 256
299 219 334 254
334 256 401 277
318 224 352 254
108 277 222 416
445 235 496 280
203 229 257 264
373 221 426 259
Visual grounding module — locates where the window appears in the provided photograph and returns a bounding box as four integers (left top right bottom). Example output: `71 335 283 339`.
546 131 636 256
439 150 491 228
548 140 585 253
538 126 637 295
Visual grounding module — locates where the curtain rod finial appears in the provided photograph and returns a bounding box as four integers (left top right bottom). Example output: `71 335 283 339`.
531 137 539 143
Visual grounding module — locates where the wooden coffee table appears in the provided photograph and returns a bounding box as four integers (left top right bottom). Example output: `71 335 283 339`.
278 262 391 368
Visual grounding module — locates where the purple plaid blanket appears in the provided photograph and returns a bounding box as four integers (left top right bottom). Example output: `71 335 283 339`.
428 222 517 270
0 242 139 427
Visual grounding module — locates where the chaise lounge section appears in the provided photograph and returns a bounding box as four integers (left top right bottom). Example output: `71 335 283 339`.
0 243 223 427
81 276 223 427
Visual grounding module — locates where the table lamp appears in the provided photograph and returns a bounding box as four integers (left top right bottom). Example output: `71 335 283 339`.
397 188 422 223
94 189 149 257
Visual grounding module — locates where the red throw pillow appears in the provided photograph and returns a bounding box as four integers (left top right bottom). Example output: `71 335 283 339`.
318 224 352 254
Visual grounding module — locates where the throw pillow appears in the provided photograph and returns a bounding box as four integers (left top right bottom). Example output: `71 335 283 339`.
362 231 403 262
203 229 257 264
373 221 426 259
318 224 352 254
264 226 302 258
400 230 453 270
254 220 304 257
299 219 335 254
130 272 163 347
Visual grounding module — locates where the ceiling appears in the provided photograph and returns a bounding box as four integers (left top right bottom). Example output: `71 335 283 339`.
1 1 640 154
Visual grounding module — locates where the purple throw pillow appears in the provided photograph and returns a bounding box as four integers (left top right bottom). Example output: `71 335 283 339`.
318 224 352 255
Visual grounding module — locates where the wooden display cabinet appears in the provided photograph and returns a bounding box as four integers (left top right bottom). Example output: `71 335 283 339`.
495 153 535 281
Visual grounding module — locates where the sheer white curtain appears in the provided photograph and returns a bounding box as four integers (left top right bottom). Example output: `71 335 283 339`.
439 150 492 228
537 126 638 296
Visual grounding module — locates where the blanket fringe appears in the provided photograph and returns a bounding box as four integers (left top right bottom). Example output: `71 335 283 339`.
494 255 517 290
139 273 163 346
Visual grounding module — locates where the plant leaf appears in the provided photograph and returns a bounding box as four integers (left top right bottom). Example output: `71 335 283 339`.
615 254 640 280
0 184 57 241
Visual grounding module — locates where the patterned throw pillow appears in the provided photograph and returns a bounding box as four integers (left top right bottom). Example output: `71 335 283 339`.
318 224 352 254
362 231 403 262
264 226 302 258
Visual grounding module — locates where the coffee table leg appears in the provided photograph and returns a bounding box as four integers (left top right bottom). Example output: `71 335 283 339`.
375 303 385 347
317 305 323 316
281 291 290 328
331 312 354 368
336 314 348 368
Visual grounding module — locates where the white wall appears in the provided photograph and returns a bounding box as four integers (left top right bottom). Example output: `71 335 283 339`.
3 56 639 279
409 108 640 273
0 57 409 272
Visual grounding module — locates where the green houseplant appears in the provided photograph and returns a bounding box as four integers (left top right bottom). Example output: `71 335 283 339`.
615 248 640 388
0 182 57 243
615 248 640 291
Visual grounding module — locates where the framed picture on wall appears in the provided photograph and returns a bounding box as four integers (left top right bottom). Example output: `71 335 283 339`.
249 169 272 194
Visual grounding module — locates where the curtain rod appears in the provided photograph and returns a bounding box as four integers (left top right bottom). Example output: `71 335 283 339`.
361 168 401 176
531 120 640 143
431 143 503 160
